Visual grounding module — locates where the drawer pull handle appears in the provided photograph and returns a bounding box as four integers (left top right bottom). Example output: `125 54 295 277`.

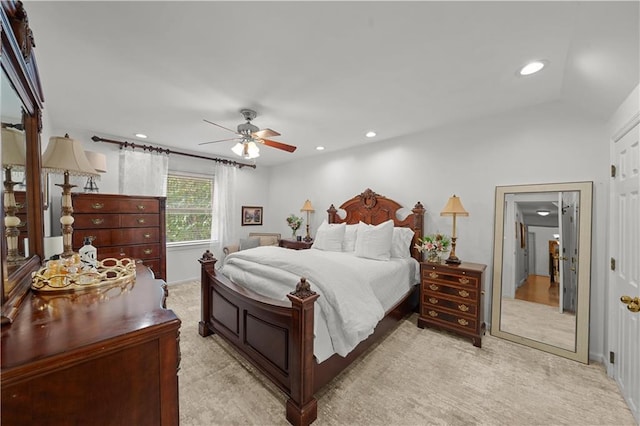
91 218 104 225
143 249 153 255
91 203 104 210
16 203 25 209
458 304 469 312
458 290 469 298
87 235 96 242
428 297 438 304
429 272 439 279
137 218 146 224
459 277 470 284
458 318 469 326
429 284 439 291
143 233 151 239
428 310 438 318
137 205 145 210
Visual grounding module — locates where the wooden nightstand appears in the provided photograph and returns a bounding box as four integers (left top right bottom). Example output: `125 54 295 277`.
279 239 313 250
418 261 486 347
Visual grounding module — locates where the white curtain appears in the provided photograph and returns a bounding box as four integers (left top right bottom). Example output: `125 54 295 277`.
119 148 168 196
210 163 237 260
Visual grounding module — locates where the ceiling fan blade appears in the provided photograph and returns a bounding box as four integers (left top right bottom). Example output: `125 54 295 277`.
198 137 241 146
203 119 239 135
259 138 297 153
252 128 281 139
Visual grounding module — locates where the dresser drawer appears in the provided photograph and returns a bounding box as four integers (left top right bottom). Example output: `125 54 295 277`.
120 214 160 228
422 281 478 300
111 227 160 245
74 214 120 229
422 268 478 288
73 197 120 212
422 292 477 316
422 307 478 332
73 229 113 249
99 244 161 260
118 198 160 213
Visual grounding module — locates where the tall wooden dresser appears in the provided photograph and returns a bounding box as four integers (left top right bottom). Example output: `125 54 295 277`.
72 193 166 281
418 261 486 347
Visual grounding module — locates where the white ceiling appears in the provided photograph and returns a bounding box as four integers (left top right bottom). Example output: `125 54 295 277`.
26 1 639 166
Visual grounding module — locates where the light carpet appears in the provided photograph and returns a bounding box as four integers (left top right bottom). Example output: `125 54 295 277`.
167 281 635 426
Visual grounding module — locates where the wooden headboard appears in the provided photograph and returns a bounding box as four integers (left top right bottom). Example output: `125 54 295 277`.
327 188 425 261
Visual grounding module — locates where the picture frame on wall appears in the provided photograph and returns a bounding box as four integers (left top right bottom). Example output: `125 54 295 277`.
242 206 263 226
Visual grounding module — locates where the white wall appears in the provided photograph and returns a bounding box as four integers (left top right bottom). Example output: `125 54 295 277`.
529 226 559 276
268 99 610 360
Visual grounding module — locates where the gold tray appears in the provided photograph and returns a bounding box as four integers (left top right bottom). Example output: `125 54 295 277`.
31 258 136 293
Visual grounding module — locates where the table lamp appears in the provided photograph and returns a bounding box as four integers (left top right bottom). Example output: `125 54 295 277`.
83 150 107 193
2 127 27 264
42 134 98 258
300 199 315 242
440 194 469 264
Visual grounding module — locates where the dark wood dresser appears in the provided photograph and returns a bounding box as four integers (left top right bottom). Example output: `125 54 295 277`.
418 261 486 347
279 238 314 250
71 193 166 281
0 264 180 425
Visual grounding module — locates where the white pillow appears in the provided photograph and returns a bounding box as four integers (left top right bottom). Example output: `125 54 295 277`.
342 224 358 252
391 227 415 259
311 221 346 252
354 220 394 261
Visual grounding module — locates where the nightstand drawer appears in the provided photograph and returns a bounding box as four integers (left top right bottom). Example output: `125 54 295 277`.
422 268 478 288
422 293 477 316
422 308 477 332
422 282 478 300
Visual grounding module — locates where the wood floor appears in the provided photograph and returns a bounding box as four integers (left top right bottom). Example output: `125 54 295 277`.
515 274 559 307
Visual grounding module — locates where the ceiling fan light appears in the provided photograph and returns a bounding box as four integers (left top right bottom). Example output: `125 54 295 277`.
231 142 244 156
246 141 260 159
519 60 547 76
537 209 551 216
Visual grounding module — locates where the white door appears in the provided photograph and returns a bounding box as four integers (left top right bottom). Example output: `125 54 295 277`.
609 117 640 424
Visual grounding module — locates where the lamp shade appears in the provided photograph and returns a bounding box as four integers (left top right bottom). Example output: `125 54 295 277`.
2 127 26 168
84 150 107 173
42 134 98 176
300 199 314 212
440 195 469 216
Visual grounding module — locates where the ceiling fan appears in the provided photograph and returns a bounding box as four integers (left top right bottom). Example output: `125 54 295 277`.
199 109 297 159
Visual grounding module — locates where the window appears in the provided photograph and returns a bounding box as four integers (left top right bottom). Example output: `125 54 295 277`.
165 173 213 243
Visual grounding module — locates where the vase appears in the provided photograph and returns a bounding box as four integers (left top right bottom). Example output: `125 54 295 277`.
425 251 441 263
292 230 297 239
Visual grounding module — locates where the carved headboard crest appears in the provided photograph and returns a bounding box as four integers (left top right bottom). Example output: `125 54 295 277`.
359 188 378 209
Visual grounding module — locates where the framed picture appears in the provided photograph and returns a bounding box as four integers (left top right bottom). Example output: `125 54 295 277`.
242 206 263 226
520 222 526 248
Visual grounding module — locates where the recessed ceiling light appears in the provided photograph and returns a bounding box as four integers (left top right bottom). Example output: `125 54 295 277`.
135 133 148 139
519 60 547 76
316 146 325 151
365 131 376 138
537 209 551 216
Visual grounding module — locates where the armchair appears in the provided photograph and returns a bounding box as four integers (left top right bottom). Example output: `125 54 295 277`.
223 232 281 256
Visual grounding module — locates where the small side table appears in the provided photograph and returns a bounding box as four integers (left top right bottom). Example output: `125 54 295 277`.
279 239 313 250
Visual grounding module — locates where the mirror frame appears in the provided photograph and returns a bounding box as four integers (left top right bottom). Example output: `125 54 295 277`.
490 181 593 363
1 0 45 324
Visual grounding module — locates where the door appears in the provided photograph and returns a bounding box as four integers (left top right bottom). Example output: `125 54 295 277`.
609 118 640 424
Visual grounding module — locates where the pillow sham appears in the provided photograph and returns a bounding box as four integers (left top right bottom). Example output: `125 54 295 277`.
342 224 358 252
391 227 415 259
239 237 260 251
311 221 346 252
354 220 394 261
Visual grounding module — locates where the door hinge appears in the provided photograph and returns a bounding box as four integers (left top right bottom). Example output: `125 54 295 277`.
611 164 616 178
610 351 615 364
611 258 616 271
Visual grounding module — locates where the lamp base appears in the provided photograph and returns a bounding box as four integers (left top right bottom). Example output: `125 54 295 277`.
445 256 462 265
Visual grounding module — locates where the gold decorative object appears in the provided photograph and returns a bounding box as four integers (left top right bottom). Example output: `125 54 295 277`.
31 257 136 292
300 199 315 242
458 289 469 298
458 318 469 326
620 295 640 313
440 194 469 265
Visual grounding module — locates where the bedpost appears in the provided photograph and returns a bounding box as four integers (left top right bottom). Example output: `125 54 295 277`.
411 202 426 261
327 204 338 224
198 250 216 337
286 278 320 426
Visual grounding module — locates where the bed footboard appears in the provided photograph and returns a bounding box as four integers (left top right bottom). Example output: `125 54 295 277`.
198 251 319 426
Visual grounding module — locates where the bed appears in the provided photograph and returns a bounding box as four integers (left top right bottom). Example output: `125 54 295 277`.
198 188 425 425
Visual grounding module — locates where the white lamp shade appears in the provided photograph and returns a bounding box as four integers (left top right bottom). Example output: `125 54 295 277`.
300 199 314 212
42 135 98 176
84 150 107 173
2 127 26 167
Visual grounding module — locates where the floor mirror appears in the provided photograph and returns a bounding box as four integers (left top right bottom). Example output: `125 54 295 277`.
490 182 592 363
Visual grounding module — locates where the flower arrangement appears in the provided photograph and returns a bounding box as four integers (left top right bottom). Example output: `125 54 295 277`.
286 214 303 237
415 233 451 262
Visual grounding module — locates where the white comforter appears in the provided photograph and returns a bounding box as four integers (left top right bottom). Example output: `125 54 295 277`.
220 246 419 360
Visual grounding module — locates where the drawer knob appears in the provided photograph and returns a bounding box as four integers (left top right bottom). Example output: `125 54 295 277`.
137 205 145 210
143 233 151 239
429 272 439 279
458 290 469 298
458 304 469 312
458 318 469 326
428 297 438 304
428 310 438 318
459 277 470 285
91 218 104 225
429 284 439 291
143 249 153 255
137 218 146 224
91 203 104 210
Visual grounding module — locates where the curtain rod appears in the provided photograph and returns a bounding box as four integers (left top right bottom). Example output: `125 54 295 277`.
90 135 257 169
